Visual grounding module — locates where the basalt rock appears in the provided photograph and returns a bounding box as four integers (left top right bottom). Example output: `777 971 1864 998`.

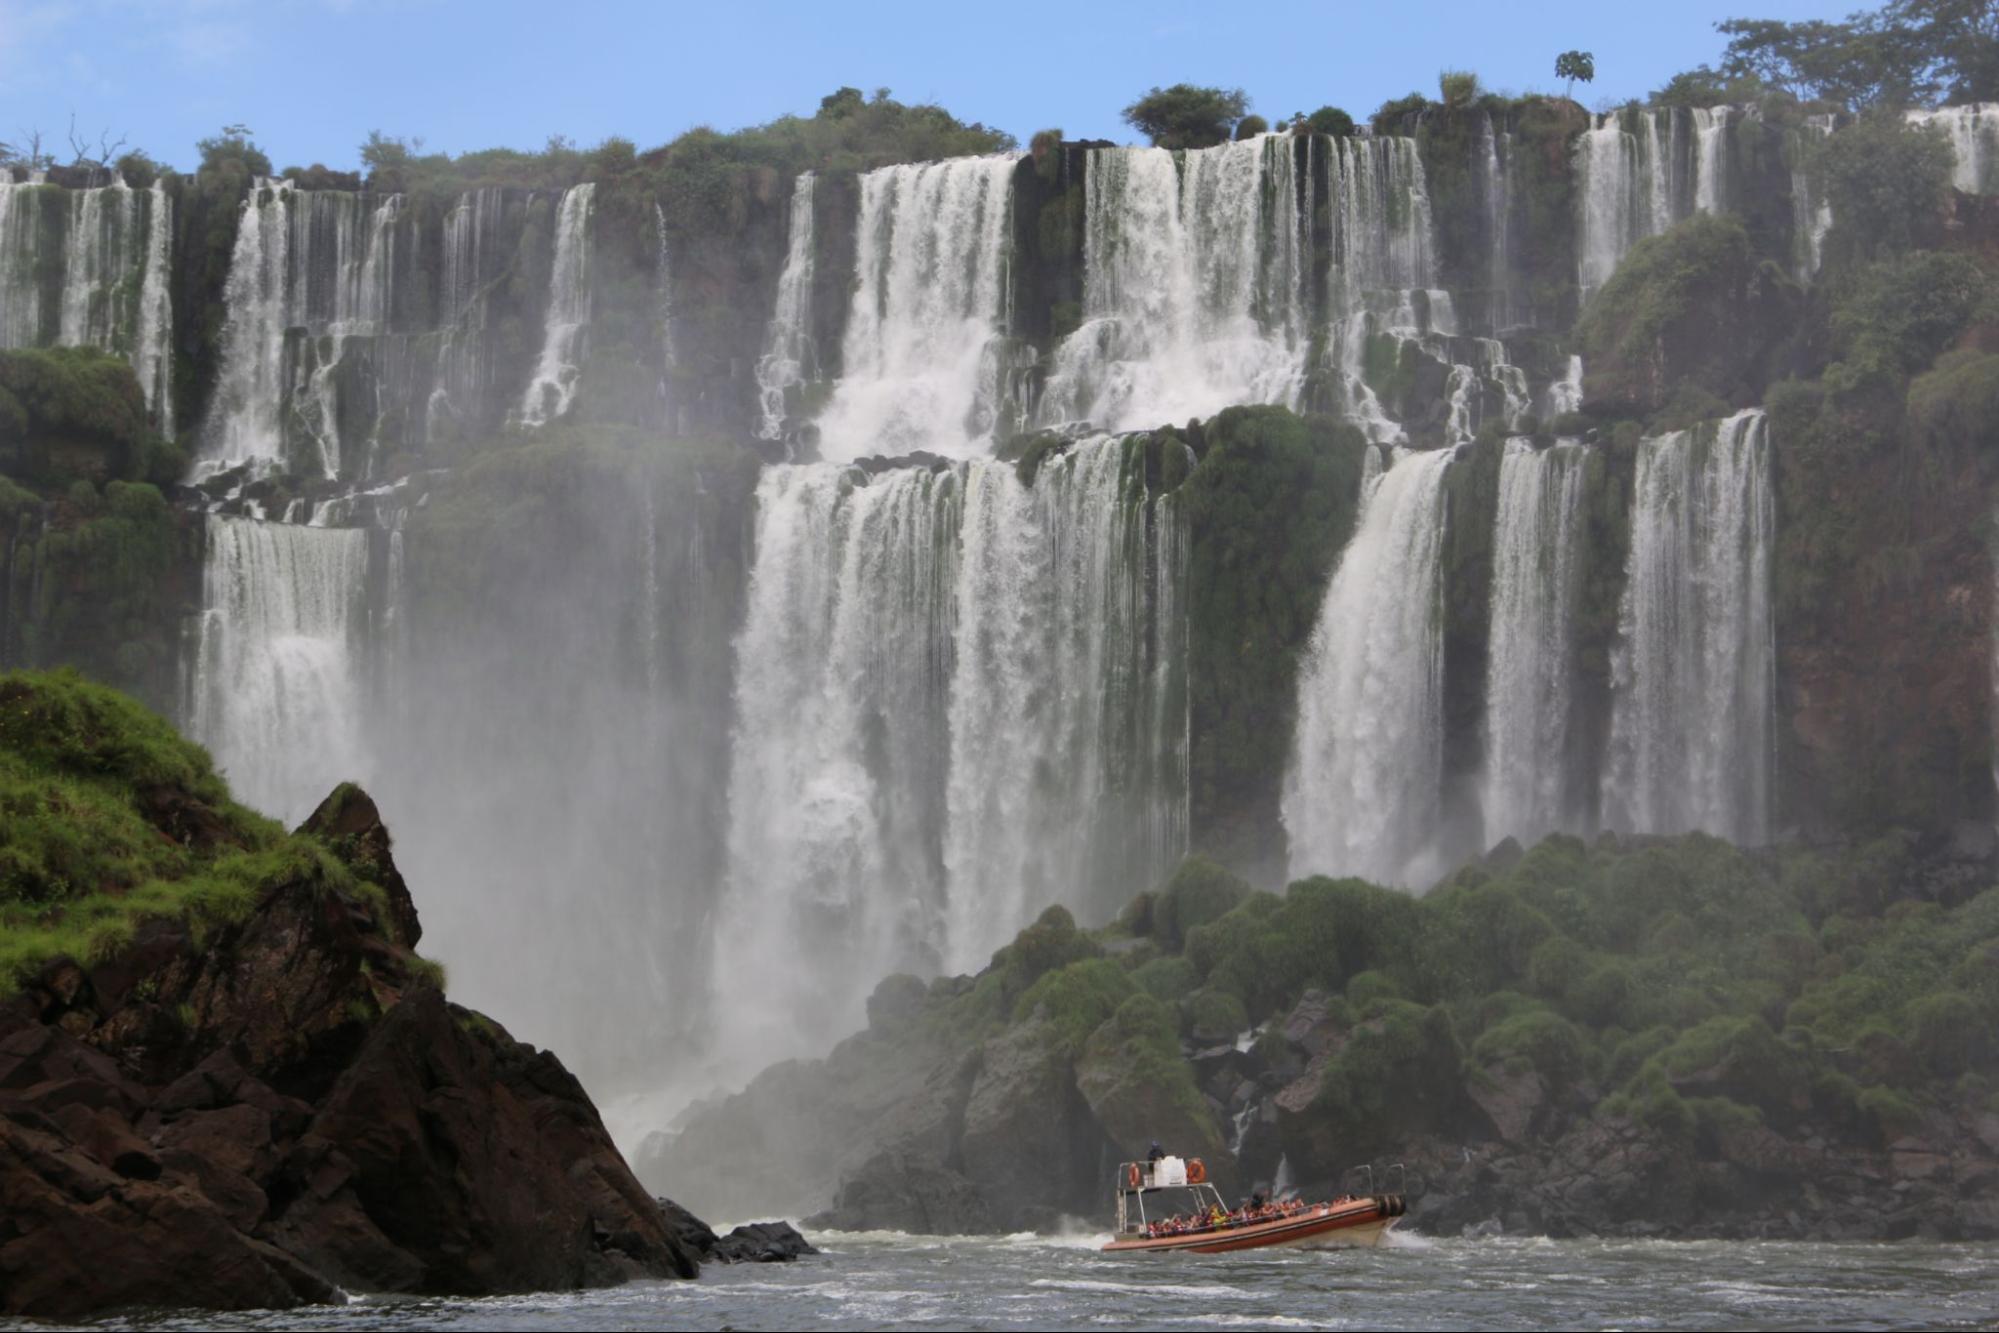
0 786 701 1320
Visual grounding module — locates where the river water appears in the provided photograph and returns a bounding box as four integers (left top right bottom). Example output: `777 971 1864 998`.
60 1231 1999 1331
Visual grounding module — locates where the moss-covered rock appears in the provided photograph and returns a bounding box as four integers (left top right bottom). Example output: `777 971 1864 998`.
1577 215 1799 420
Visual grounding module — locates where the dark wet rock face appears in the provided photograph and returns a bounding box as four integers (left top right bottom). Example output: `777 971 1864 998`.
0 787 700 1320
655 1197 818 1263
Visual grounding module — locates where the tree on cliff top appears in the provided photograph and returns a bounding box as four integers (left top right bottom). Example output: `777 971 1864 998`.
1555 50 1596 99
1695 0 1999 109
1122 84 1251 150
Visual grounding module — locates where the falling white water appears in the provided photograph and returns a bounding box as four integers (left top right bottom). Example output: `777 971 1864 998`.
1541 354 1585 420
655 201 678 426
814 156 1017 463
1481 440 1589 848
190 514 370 825
1692 107 1733 215
756 173 817 441
57 181 134 347
1480 114 1521 331
1575 110 1678 298
0 176 175 432
712 462 958 1064
1321 136 1441 441
1283 447 1454 885
943 442 1189 971
1907 104 1999 195
0 174 42 349
1037 135 1306 432
203 183 404 477
710 437 1187 1074
520 182 596 428
1602 409 1773 843
133 183 175 437
1790 114 1838 281
427 185 518 440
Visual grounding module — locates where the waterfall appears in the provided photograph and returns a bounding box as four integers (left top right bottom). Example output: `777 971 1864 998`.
1602 409 1773 843
1575 109 1677 298
189 515 370 825
0 176 175 432
813 155 1017 463
133 183 175 437
755 173 817 441
1907 104 1999 195
520 182 595 428
1790 114 1837 281
203 183 403 478
712 463 959 1062
1482 440 1589 848
1324 134 1440 441
655 200 677 424
1480 114 1520 331
1283 446 1454 885
1692 107 1732 215
943 442 1189 971
0 174 42 349
1037 135 1305 433
710 436 1187 1072
1542 354 1584 419
428 185 519 440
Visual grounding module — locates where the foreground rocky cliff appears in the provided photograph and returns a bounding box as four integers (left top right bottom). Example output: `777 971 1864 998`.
646 838 1999 1242
0 671 705 1318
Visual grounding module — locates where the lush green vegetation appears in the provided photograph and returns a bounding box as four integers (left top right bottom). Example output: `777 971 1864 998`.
0 351 193 711
0 348 182 489
0 671 276 984
1178 407 1369 864
1121 84 1253 150
1576 214 1797 422
862 827 1999 1171
1695 0 1999 110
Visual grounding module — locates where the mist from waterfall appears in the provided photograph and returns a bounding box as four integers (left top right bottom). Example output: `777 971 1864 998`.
1602 409 1774 843
1283 446 1454 886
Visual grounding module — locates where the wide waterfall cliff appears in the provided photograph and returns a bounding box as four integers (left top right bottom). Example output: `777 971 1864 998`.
4 86 1998 1141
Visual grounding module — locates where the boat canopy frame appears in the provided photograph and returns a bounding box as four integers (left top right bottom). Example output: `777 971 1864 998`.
1113 1161 1228 1236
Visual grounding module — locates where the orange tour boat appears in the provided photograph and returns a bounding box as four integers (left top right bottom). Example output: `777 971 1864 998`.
1102 1156 1405 1254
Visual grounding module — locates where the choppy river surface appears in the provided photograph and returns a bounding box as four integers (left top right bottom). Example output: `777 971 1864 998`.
59 1231 1999 1331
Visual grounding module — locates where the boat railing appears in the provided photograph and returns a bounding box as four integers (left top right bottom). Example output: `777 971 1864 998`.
1344 1160 1417 1198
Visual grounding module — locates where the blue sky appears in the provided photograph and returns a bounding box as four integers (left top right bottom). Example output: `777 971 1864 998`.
3 0 1847 171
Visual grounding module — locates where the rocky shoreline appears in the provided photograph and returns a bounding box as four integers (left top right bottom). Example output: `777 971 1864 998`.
0 777 810 1319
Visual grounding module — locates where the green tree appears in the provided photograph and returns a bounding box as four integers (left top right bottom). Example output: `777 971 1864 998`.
1439 69 1482 108
1707 0 1999 109
195 123 270 176
1817 111 1955 264
1301 106 1356 137
1233 114 1270 140
1556 49 1596 99
1121 84 1251 150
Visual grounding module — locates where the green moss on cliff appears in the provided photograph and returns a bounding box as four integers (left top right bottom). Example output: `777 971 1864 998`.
0 671 438 991
1181 407 1369 867
1577 215 1798 421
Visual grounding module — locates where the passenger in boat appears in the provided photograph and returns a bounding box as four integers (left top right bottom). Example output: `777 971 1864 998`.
1147 1141 1166 1163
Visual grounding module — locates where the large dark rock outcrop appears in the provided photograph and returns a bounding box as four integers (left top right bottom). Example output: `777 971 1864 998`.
0 786 701 1320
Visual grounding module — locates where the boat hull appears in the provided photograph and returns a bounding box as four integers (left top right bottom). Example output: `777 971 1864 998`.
1103 1198 1400 1255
